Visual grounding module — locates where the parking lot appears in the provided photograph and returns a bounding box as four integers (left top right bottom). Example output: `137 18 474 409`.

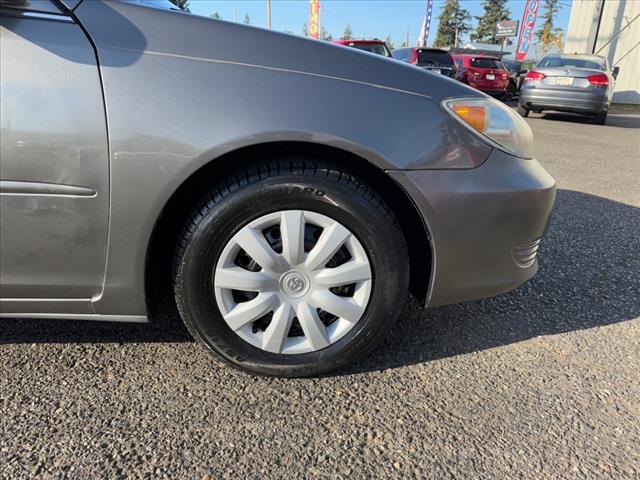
1 110 639 479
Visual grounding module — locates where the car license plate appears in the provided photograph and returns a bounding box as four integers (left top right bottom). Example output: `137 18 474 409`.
486 74 495 80
556 76 573 86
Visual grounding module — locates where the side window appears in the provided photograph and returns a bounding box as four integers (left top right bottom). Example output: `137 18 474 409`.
394 49 407 61
2 0 63 13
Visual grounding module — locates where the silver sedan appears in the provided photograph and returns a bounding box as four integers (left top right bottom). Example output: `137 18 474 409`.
518 53 618 125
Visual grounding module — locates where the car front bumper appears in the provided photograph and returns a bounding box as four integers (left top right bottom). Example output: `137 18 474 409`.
388 149 556 308
519 86 608 114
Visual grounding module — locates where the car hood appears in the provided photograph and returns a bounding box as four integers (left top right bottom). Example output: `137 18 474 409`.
86 2 479 101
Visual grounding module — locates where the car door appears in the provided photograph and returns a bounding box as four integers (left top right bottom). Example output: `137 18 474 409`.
0 0 109 314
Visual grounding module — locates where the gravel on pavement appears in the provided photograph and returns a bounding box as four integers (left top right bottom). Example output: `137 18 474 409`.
1 110 639 479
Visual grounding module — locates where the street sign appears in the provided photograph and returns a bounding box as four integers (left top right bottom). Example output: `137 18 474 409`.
496 20 519 38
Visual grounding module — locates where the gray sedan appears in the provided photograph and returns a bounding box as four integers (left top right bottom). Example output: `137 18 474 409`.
0 0 555 376
518 53 618 124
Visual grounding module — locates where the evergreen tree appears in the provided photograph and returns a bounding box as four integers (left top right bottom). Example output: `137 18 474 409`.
169 0 190 12
536 0 564 55
433 0 471 48
243 13 251 25
209 11 220 19
342 23 353 40
385 35 394 50
471 0 510 44
302 23 309 36
320 26 333 41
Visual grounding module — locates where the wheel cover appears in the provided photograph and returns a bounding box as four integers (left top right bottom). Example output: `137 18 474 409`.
214 210 372 354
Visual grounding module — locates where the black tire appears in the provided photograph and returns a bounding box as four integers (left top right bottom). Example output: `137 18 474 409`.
505 82 516 101
516 103 529 117
173 159 409 377
593 111 607 125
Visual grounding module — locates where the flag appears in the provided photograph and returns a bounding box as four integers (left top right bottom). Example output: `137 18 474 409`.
516 0 540 61
417 0 433 48
309 0 320 39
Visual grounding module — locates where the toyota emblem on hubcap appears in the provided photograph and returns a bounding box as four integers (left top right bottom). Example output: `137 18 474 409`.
280 271 310 298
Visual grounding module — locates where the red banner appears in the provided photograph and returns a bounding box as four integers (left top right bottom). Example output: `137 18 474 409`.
309 0 320 39
515 0 540 61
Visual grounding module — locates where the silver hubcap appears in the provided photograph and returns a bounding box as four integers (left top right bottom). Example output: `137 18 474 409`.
214 210 372 354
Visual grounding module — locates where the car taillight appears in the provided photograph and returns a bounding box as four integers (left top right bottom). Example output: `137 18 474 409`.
524 70 546 81
586 73 609 86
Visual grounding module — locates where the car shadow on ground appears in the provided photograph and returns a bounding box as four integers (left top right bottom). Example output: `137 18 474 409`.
346 188 640 375
504 100 640 129
2 190 639 376
532 111 640 128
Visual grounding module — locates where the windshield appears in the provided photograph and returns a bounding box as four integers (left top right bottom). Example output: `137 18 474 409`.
417 50 453 66
470 58 503 69
502 60 522 72
350 43 391 57
538 56 605 70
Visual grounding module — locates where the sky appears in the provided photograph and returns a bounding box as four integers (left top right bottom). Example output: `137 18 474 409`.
188 0 573 50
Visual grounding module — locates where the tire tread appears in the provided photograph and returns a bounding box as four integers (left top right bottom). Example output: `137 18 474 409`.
172 158 408 376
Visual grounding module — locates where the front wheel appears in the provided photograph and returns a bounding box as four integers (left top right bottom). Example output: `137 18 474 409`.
173 160 409 377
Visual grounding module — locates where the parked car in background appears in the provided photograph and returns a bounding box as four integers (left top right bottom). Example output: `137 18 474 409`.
518 53 618 125
454 54 510 98
502 59 528 99
1 0 556 377
392 47 457 78
334 39 392 58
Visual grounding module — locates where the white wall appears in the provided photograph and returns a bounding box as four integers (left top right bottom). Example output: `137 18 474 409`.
564 0 640 104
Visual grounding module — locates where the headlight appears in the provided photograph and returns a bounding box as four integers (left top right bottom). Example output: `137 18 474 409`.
443 97 534 159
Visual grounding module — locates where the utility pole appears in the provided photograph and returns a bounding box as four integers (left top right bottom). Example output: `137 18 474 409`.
233 7 237 22
267 0 271 29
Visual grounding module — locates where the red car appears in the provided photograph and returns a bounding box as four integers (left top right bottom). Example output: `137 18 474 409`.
392 47 457 78
453 54 510 98
333 39 392 58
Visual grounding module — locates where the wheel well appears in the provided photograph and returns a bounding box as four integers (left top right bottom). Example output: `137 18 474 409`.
145 142 432 317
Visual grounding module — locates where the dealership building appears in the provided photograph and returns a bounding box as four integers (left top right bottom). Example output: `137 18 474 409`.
564 0 639 104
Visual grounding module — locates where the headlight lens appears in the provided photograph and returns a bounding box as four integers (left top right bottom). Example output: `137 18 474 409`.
443 97 534 159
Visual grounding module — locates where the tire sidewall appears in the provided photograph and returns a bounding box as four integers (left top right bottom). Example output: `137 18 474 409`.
176 174 407 376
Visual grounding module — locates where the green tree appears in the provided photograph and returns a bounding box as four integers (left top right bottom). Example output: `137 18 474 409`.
243 13 251 25
320 26 333 41
385 34 394 50
536 0 564 55
169 0 190 12
342 23 353 40
302 23 309 36
433 0 471 48
209 11 220 19
471 0 510 44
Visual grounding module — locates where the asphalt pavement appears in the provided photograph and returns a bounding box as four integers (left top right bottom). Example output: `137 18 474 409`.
1 110 639 479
